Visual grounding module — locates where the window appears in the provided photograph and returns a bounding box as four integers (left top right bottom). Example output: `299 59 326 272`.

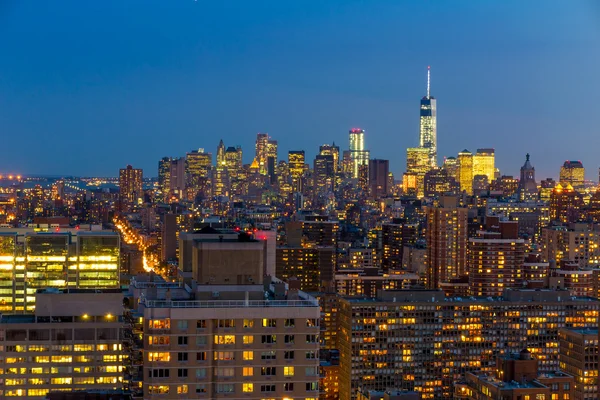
148 385 169 394
306 318 318 327
196 320 207 329
306 382 318 391
196 352 207 361
563 384 570 391
284 335 295 344
177 385 188 394
214 335 235 344
283 366 294 376
177 320 188 330
243 351 254 361
261 384 276 392
284 351 295 360
262 318 277 328
306 351 317 359
218 319 235 328
217 383 234 393
177 336 188 345
243 319 254 328
196 385 206 394
150 369 170 378
284 318 295 327
196 368 206 379
148 336 170 346
243 335 254 344
196 336 207 345
284 382 294 391
243 383 254 393
177 352 188 362
536 395 545 400
262 335 276 344
149 319 170 329
261 351 276 360
306 334 318 343
214 351 235 361
177 368 188 377
215 368 235 377
261 366 276 376
243 367 253 376
305 366 317 376
148 352 170 362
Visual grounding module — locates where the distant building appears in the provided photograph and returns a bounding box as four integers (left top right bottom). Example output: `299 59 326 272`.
118 165 143 211
458 150 473 195
349 128 370 179
472 148 495 184
369 159 389 199
560 160 585 192
518 153 538 201
550 184 584 223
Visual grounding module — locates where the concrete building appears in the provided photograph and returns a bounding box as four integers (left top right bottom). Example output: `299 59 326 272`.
542 223 600 268
382 222 418 270
0 289 125 399
337 289 598 399
136 277 321 399
559 328 598 400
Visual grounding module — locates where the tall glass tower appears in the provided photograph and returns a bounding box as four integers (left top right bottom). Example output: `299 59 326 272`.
349 128 369 179
419 66 437 167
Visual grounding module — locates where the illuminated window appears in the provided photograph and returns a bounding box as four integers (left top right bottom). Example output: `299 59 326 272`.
243 367 253 376
214 335 235 344
284 366 295 376
243 383 253 393
262 318 277 328
177 385 188 394
243 319 253 328
243 351 253 360
243 335 254 344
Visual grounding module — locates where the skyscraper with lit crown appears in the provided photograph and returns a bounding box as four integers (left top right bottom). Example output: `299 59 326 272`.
419 66 437 167
349 128 369 179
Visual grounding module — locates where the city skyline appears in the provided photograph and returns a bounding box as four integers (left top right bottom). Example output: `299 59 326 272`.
1 1 599 179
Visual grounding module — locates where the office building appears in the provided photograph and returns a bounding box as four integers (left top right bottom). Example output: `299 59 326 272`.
168 157 187 199
419 66 437 167
455 350 574 400
320 143 340 174
211 165 229 197
276 246 335 292
423 168 459 198
137 275 320 399
337 289 598 399
158 157 172 201
518 153 538 201
349 128 370 179
0 289 124 399
406 147 431 198
118 165 143 212
492 175 519 197
314 154 336 194
472 148 495 183
457 150 473 195
560 161 585 192
442 157 458 181
216 139 226 167
186 149 212 198
426 196 468 288
288 150 306 192
369 159 389 199
559 328 598 400
550 184 584 224
0 230 120 313
468 217 525 297
486 199 550 240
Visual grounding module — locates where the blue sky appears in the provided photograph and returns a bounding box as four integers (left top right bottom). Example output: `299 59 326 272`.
0 0 599 179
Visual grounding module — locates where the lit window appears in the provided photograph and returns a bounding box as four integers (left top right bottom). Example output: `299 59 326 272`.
242 383 253 393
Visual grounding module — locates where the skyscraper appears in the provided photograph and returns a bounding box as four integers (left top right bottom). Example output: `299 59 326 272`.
406 147 431 198
169 157 187 198
419 66 437 167
319 143 340 174
314 154 335 194
369 159 389 199
518 153 538 201
186 149 212 199
118 165 143 212
472 148 495 183
349 128 370 179
458 149 474 195
559 160 585 192
288 150 305 192
158 157 172 201
255 133 277 177
216 138 226 167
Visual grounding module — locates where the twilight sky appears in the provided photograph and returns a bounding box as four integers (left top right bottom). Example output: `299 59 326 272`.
1 1 599 179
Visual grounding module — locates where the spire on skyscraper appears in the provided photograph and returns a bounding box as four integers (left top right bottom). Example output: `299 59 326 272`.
427 65 431 99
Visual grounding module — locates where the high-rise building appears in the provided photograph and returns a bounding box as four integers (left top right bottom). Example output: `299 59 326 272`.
118 165 143 212
492 175 519 197
276 246 335 292
224 146 243 177
426 196 468 287
560 161 585 192
314 154 335 194
216 139 226 167
337 289 598 399
558 328 598 400
423 168 459 198
472 148 495 183
319 143 340 174
419 66 437 167
382 222 418 270
349 128 370 179
186 149 212 198
266 139 278 182
468 217 525 297
550 184 584 223
211 165 229 197
158 157 172 201
458 150 474 195
0 289 125 399
541 223 600 268
169 157 187 198
406 147 431 198
255 133 270 175
0 230 119 313
288 150 305 192
442 156 459 181
518 153 538 201
369 159 389 199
